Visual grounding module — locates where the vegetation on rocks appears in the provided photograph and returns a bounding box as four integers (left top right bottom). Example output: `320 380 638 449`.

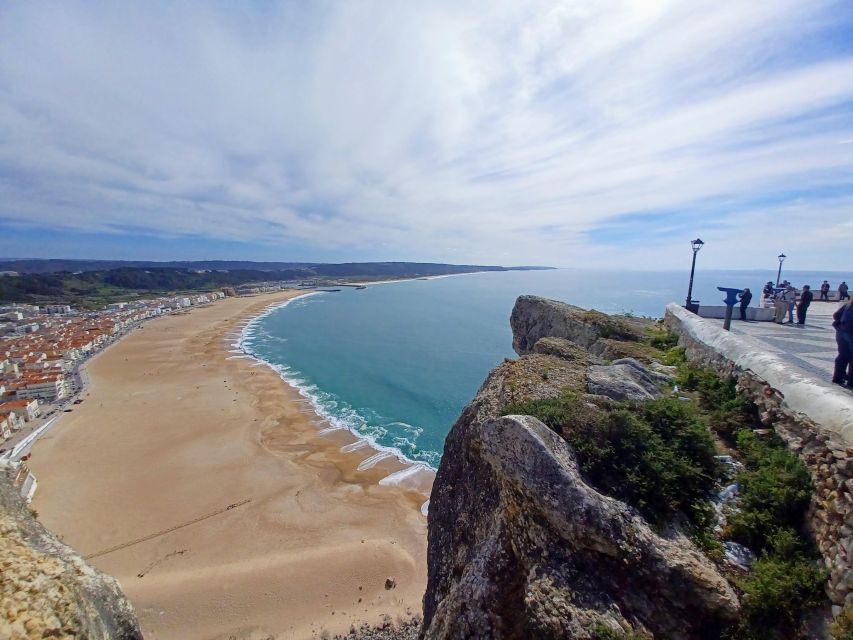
505 393 719 527
505 330 827 640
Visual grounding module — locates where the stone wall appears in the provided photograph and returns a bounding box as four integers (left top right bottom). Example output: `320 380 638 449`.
665 303 853 613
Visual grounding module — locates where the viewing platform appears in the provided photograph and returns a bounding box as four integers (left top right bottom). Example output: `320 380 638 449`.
699 302 842 381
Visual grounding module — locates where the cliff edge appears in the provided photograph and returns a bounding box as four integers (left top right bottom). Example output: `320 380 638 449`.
0 467 142 639
422 296 740 639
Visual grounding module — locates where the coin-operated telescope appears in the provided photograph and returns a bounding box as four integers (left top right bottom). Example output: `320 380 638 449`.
717 287 743 331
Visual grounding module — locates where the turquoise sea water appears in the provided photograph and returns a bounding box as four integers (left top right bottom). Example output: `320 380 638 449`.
239 268 849 469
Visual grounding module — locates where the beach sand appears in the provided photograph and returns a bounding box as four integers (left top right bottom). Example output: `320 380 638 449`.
29 292 430 640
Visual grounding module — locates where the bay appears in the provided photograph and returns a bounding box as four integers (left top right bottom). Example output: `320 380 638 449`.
240 268 849 468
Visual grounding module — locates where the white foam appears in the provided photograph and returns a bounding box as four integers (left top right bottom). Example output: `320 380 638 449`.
420 500 429 517
233 289 437 499
357 451 396 471
317 425 347 436
341 439 371 453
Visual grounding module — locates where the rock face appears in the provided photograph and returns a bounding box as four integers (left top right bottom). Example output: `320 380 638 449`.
587 362 664 401
422 415 739 639
0 468 142 639
423 296 741 639
510 295 650 358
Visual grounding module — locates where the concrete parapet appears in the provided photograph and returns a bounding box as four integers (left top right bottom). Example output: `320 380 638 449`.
696 305 776 322
665 302 853 608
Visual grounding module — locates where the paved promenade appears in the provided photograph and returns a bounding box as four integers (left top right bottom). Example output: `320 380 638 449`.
707 302 844 384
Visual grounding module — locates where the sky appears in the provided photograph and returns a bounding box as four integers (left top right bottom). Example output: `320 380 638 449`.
1 0 852 269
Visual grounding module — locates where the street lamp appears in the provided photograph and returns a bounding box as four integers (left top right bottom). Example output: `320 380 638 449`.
685 238 704 313
776 253 786 286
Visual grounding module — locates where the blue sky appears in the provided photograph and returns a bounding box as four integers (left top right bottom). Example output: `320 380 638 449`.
1 0 852 269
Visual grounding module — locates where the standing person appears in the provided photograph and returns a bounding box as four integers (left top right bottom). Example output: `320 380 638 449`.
820 280 830 301
773 289 787 324
762 281 774 306
840 282 850 301
796 285 813 325
832 299 853 388
784 284 797 324
738 288 752 321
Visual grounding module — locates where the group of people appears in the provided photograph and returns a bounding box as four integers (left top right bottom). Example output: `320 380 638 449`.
750 281 813 325
732 279 852 389
819 280 849 301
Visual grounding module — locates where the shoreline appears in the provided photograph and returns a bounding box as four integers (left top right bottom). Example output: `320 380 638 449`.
28 291 429 639
234 293 436 509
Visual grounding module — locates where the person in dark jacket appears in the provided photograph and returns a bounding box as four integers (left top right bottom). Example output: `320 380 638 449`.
833 300 853 388
796 285 813 325
738 288 752 321
840 282 850 301
820 281 830 301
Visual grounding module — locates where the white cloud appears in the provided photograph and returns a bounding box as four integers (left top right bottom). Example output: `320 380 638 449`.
0 0 851 268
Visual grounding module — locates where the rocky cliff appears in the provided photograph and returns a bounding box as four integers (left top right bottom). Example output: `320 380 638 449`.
422 296 740 639
0 467 142 639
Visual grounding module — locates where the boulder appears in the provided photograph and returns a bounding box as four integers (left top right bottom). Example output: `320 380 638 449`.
423 415 740 639
587 362 664 402
612 357 674 385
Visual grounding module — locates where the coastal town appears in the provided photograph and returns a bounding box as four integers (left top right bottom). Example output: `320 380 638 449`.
0 292 226 471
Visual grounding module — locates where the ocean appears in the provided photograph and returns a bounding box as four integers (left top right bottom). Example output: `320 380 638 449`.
238 268 848 470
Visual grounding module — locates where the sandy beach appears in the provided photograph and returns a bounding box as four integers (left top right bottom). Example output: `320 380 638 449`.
28 292 429 640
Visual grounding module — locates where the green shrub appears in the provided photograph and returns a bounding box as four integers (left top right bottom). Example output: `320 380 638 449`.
663 346 687 366
736 554 827 639
708 393 759 442
830 605 853 640
590 622 649 639
646 327 679 351
504 394 718 526
726 430 813 553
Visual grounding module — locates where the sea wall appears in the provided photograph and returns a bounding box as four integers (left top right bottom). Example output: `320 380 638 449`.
665 303 853 611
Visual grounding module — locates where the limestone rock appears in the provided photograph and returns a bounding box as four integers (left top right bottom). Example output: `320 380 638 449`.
532 336 599 362
423 415 739 639
612 358 675 385
511 295 648 357
0 468 142 639
587 362 664 402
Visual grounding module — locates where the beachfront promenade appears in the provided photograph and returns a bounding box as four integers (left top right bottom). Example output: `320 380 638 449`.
705 302 843 383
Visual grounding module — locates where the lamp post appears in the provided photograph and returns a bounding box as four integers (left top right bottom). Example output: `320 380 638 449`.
776 253 786 286
685 238 704 313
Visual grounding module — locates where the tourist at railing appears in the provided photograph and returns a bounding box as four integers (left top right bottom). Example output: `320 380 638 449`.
840 282 850 301
796 285 813 325
820 281 830 302
773 288 788 324
784 284 797 324
738 288 752 321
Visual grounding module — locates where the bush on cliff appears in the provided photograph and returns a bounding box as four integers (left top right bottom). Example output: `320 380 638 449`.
672 363 759 442
724 430 822 639
736 553 827 639
726 429 813 553
504 393 719 526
